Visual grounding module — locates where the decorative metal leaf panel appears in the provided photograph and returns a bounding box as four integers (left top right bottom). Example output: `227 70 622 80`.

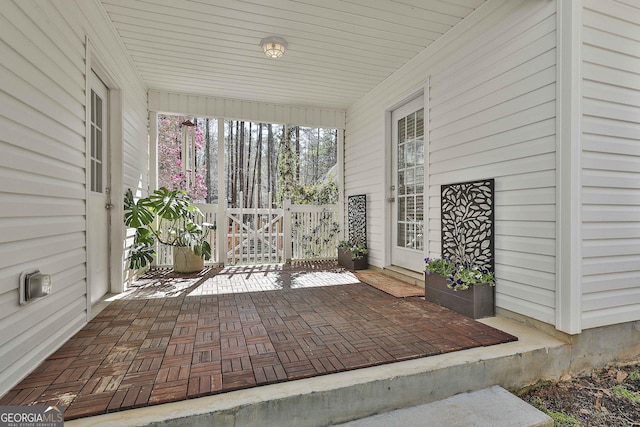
348 195 367 246
441 179 494 271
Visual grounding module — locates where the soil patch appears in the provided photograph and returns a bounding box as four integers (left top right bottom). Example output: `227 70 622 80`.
519 363 640 426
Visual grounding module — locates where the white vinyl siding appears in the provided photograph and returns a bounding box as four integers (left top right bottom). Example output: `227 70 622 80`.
345 0 557 324
429 3 557 325
580 0 640 329
0 0 148 397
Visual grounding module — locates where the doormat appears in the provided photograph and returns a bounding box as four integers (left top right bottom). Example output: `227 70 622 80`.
355 272 424 297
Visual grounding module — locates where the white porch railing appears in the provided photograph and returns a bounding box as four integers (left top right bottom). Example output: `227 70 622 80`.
291 203 340 260
153 200 339 267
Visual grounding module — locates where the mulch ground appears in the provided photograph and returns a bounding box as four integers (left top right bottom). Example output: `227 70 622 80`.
519 363 640 426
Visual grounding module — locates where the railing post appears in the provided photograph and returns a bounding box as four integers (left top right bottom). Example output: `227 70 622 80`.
217 118 226 266
217 202 226 266
283 198 292 263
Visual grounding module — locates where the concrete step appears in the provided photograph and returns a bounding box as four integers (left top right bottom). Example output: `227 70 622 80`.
66 318 567 427
334 385 552 427
380 265 425 288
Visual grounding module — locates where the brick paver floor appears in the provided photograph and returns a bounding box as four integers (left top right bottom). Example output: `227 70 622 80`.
0 263 517 420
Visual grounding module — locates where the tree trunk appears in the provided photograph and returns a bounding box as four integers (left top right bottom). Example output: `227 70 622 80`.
245 122 252 205
267 124 274 205
315 128 320 182
238 121 244 207
229 121 235 206
295 126 300 182
254 124 263 207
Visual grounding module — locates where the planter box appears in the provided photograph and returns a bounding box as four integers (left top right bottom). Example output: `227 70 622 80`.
424 273 494 319
337 250 368 270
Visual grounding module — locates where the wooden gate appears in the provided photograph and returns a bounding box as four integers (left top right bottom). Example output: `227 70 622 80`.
226 205 284 264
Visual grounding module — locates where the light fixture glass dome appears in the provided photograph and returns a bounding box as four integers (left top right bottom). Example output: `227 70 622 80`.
260 36 287 59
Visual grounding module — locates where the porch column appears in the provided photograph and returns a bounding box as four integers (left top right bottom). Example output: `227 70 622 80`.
337 129 345 241
283 198 292 263
149 111 158 191
217 118 226 266
556 0 583 334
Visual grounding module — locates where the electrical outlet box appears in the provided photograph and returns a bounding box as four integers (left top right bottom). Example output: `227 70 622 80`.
19 270 52 305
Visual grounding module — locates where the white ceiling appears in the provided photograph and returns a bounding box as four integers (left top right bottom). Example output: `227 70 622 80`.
101 0 486 110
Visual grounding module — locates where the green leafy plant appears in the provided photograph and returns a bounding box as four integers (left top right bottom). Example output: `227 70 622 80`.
424 257 495 291
338 241 368 260
124 187 215 269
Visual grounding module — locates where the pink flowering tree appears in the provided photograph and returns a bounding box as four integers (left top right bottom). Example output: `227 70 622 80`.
157 114 207 201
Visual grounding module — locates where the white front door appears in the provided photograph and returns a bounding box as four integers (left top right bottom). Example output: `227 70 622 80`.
88 71 110 304
390 96 425 272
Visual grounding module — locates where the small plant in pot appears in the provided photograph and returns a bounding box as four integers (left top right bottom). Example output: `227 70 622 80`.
337 240 368 270
124 187 215 273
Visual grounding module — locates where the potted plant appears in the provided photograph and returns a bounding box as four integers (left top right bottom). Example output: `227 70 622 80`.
337 240 368 270
424 257 495 319
124 187 215 273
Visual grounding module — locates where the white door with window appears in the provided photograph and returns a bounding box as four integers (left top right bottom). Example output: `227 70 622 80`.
88 71 110 304
390 96 425 272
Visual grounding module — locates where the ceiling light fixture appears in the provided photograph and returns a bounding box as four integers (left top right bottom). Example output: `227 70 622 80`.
260 36 287 59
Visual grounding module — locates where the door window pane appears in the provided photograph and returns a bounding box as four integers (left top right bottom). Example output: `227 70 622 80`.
90 89 103 193
396 108 424 250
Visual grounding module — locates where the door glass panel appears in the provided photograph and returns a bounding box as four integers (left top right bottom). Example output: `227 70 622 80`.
416 195 424 221
396 108 424 251
406 114 415 140
416 109 424 137
90 89 104 193
398 171 406 195
397 223 406 247
415 166 424 193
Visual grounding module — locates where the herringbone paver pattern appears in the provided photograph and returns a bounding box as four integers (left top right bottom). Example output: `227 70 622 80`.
0 264 516 420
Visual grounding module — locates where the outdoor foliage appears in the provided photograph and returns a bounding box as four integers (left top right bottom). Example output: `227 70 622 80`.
424 257 495 291
124 187 215 269
338 240 369 260
158 114 338 209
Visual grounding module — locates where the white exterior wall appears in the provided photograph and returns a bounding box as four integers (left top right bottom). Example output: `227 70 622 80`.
580 0 640 329
346 0 558 324
0 0 148 397
430 3 557 325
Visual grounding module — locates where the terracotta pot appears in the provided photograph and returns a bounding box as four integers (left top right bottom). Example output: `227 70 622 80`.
337 250 368 270
424 273 495 319
173 246 205 273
